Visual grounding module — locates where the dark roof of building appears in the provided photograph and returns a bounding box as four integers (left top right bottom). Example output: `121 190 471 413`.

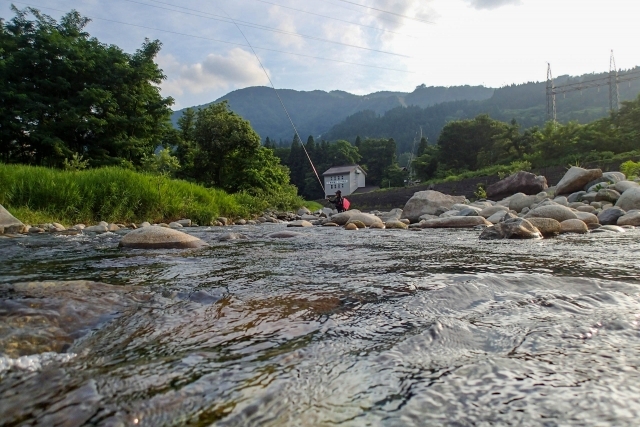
351 185 379 194
322 165 366 176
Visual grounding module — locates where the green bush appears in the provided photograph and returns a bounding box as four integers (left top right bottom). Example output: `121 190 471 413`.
620 160 640 180
0 164 305 225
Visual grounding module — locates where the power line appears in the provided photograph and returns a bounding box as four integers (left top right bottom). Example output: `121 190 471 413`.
123 0 410 57
247 0 418 39
3 0 413 72
331 0 434 25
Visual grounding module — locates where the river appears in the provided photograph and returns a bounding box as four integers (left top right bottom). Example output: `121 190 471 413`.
1 225 640 426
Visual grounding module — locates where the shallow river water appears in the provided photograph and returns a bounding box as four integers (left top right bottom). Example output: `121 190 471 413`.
1 225 640 426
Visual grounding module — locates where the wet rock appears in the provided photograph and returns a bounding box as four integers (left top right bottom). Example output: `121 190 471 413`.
615 187 640 211
329 210 361 225
299 215 318 221
83 225 108 233
343 212 383 227
139 222 151 228
560 219 588 234
487 211 514 224
177 219 192 227
346 220 367 229
401 190 466 223
369 222 385 229
553 196 569 206
268 231 305 238
486 171 548 199
555 167 602 195
28 227 45 233
525 205 578 222
297 207 311 216
421 216 491 228
218 232 248 241
575 211 599 225
479 218 542 240
595 189 621 203
287 220 313 227
614 180 639 194
217 217 229 226
344 223 358 230
479 205 509 218
525 217 562 237
581 192 598 203
119 227 208 249
617 211 640 226
322 222 339 227
418 214 439 222
597 207 626 225
0 204 25 234
592 225 625 233
384 220 408 229
440 210 460 218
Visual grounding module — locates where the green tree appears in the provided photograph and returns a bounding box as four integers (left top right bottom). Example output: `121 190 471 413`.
0 6 173 167
358 138 396 185
191 101 261 191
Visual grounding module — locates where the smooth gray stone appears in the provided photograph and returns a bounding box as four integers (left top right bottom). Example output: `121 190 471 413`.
119 227 208 249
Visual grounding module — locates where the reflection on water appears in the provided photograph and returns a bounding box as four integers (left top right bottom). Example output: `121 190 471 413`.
1 226 640 426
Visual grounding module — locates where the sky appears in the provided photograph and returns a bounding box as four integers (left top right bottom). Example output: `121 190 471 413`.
2 0 640 109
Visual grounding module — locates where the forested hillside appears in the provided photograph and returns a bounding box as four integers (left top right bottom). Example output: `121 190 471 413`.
324 69 640 154
170 85 494 144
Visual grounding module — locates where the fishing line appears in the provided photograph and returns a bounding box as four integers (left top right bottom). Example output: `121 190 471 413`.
216 2 326 192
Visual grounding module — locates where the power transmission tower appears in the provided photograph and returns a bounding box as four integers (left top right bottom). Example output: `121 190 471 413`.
546 63 556 122
609 49 620 113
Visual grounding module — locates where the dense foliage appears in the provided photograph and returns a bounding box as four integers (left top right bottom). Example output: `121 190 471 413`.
410 94 640 182
0 164 306 225
0 7 302 213
0 6 173 167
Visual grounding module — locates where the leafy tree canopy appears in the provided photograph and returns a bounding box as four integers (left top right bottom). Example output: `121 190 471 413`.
0 6 174 167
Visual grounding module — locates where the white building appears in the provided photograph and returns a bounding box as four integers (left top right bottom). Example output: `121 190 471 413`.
323 165 366 197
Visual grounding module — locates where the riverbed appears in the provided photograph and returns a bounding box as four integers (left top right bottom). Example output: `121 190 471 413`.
1 225 640 426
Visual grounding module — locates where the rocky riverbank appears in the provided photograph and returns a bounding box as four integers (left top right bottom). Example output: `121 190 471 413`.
2 166 639 247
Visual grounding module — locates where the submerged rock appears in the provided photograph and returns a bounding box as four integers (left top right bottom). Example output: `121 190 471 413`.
268 231 305 238
287 220 313 227
479 218 542 240
218 232 248 241
384 220 408 229
119 227 208 249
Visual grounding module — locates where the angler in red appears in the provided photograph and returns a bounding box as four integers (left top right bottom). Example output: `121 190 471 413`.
327 190 349 213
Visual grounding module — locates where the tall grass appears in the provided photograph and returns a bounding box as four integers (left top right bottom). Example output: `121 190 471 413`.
0 164 305 225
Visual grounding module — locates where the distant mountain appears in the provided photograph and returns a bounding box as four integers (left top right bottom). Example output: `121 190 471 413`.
323 68 640 154
170 85 494 144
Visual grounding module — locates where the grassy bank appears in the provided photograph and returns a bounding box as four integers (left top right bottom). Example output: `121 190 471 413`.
0 164 308 226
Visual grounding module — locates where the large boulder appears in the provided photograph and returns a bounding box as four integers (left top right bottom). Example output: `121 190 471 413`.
585 171 626 190
345 212 384 227
575 211 599 225
119 227 208 249
597 207 626 225
614 180 639 194
421 216 491 228
0 204 25 234
525 205 578 222
478 205 509 218
555 167 603 195
594 189 621 203
486 171 548 199
615 187 640 211
508 193 539 213
401 191 466 223
376 208 403 222
479 218 542 240
560 219 588 234
329 209 362 225
525 217 562 237
617 211 640 226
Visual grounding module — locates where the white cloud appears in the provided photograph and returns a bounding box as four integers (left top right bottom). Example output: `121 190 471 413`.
157 48 270 100
463 0 522 10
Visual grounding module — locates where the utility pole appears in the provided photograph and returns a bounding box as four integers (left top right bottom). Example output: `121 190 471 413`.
609 49 620 113
546 63 556 122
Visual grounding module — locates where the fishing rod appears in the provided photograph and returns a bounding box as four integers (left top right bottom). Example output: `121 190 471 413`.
217 4 326 193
